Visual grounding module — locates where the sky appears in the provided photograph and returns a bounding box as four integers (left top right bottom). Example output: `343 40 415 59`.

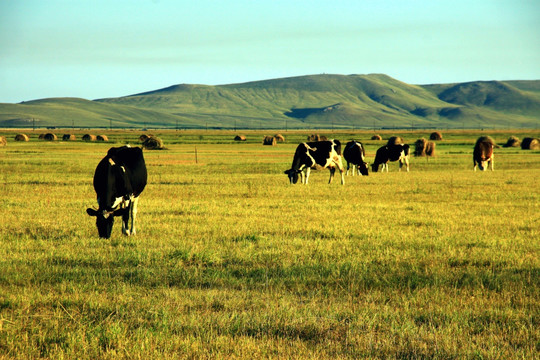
1 0 539 103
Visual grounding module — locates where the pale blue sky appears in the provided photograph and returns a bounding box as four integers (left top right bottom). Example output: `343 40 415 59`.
1 0 539 103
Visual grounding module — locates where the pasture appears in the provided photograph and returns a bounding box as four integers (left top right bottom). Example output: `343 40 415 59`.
0 130 539 359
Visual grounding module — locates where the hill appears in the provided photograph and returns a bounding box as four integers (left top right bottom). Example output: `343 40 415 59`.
1 74 539 129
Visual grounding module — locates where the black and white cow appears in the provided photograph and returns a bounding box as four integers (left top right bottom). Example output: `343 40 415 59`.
86 146 147 238
371 144 410 172
285 140 345 184
343 140 369 176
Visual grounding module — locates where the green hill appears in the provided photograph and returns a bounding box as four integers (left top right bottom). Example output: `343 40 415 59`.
1 74 539 129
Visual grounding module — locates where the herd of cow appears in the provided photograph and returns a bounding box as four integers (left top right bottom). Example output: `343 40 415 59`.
87 136 496 238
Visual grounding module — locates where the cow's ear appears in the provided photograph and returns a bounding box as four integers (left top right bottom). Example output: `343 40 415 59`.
284 169 291 174
86 208 98 216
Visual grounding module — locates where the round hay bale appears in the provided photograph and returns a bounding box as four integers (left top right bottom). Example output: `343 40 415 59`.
430 131 443 141
263 136 276 146
0 136 7 146
307 134 327 142
43 133 57 141
387 136 403 146
521 137 540 150
82 134 96 142
142 136 164 150
139 134 153 142
274 134 285 142
96 135 109 142
503 136 520 148
371 134 382 141
62 134 76 141
234 135 246 141
414 138 428 156
414 138 436 156
38 133 46 140
425 141 436 156
14 134 29 141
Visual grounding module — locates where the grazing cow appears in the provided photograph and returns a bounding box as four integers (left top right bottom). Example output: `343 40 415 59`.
86 146 147 238
343 140 369 176
371 144 410 172
473 136 496 171
284 140 345 184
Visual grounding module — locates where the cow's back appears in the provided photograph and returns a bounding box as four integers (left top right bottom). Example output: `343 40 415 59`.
474 137 495 161
104 146 147 196
344 141 364 163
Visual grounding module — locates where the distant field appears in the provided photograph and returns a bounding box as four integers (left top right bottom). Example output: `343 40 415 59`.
0 130 539 359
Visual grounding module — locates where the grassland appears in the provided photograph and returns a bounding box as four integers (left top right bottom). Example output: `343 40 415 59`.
0 130 539 359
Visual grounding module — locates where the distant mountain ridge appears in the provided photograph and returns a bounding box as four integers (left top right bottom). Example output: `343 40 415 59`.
1 74 539 129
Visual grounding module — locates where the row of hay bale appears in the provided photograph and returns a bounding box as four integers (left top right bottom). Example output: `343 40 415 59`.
82 134 109 141
503 136 540 150
263 134 286 145
9 133 109 142
233 134 286 145
370 131 443 141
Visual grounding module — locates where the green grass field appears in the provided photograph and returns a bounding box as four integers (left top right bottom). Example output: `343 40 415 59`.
0 130 539 359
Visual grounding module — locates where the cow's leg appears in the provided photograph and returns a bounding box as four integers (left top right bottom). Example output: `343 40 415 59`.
129 196 139 235
122 205 131 236
122 196 139 236
356 165 360 176
304 168 311 184
346 162 351 176
328 167 335 184
490 158 494 171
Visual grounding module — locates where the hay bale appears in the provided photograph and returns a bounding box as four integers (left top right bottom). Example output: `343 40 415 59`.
139 134 153 142
43 133 57 141
430 131 443 141
425 141 436 156
521 137 540 150
14 134 29 141
371 134 382 141
0 136 6 146
263 136 276 146
307 134 327 142
234 135 246 141
503 136 520 148
96 135 109 142
414 138 436 157
62 134 76 141
414 138 428 156
142 136 164 150
387 136 403 146
82 134 96 141
38 133 46 140
274 134 285 142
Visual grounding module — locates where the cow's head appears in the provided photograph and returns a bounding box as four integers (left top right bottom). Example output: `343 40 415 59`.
284 169 300 184
477 159 489 171
86 208 115 238
359 162 369 176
